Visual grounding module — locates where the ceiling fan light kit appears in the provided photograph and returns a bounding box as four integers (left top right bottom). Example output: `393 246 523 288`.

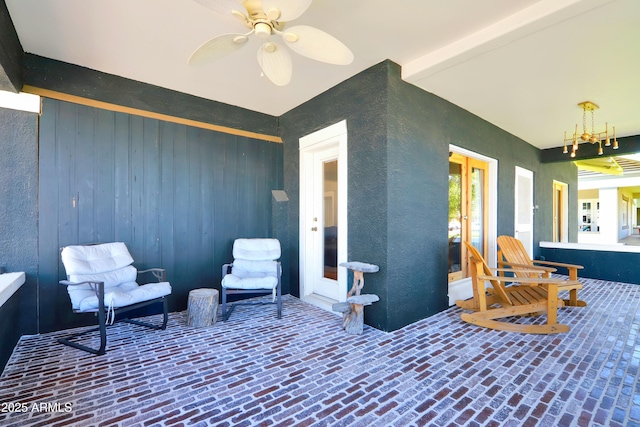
562 101 618 158
189 0 353 86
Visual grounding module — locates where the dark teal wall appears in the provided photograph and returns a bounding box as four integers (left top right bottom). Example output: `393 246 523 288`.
386 65 451 329
280 62 391 328
0 107 38 370
24 54 278 137
540 247 639 283
37 98 284 333
280 60 578 331
541 134 640 162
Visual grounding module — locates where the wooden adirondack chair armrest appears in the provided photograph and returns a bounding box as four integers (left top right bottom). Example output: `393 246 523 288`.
489 268 550 277
531 260 584 270
496 261 556 273
478 274 581 287
138 268 166 282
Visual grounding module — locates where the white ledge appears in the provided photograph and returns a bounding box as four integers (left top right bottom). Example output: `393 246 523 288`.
540 241 640 253
0 272 26 308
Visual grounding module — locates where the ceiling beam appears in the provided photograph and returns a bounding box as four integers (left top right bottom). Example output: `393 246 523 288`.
402 0 615 85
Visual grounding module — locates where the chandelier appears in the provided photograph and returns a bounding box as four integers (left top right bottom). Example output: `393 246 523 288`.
563 101 618 158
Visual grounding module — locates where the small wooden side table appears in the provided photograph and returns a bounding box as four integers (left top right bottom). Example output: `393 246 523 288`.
187 288 219 328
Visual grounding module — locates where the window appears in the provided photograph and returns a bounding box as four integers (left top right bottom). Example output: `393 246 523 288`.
579 200 599 232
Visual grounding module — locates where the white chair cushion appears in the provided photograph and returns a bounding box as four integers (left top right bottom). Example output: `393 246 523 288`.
74 281 172 312
61 242 134 275
230 259 279 278
232 239 281 261
221 275 277 290
222 259 278 290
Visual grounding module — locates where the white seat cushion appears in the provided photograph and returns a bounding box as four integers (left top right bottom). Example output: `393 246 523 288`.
75 281 172 312
221 258 279 291
222 275 277 290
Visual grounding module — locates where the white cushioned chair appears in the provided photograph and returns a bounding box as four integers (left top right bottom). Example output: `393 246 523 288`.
221 238 282 321
59 242 172 355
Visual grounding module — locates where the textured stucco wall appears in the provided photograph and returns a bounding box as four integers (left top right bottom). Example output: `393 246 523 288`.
0 106 38 371
280 60 578 331
280 62 390 328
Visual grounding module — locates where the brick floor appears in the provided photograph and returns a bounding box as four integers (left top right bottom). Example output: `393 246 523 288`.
1 276 640 426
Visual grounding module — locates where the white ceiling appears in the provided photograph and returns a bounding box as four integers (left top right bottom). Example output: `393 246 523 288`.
5 0 640 150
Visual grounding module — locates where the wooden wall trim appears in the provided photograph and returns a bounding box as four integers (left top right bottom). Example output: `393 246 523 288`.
22 85 283 143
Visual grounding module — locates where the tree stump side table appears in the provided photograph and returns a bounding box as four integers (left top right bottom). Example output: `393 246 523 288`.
332 261 379 335
187 288 219 328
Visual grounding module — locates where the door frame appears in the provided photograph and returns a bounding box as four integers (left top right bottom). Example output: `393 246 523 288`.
514 166 534 256
448 145 497 305
299 120 348 312
553 180 569 242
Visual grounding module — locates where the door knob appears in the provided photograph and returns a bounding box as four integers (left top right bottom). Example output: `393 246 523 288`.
311 227 318 231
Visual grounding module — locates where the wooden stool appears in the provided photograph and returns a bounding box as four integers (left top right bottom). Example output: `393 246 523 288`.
187 288 219 328
333 261 379 335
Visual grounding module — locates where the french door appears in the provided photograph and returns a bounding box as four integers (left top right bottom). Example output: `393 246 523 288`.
448 153 489 282
299 121 348 312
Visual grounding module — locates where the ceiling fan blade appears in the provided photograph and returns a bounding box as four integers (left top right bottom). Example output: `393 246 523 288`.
192 0 248 18
188 33 249 66
282 25 353 65
261 0 312 21
257 42 292 86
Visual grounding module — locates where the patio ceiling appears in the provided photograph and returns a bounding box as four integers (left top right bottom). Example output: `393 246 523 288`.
4 0 640 152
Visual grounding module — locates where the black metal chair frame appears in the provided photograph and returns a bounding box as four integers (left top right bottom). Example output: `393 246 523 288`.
221 262 282 321
59 268 168 355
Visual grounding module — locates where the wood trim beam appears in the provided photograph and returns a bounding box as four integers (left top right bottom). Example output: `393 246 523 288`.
22 85 283 143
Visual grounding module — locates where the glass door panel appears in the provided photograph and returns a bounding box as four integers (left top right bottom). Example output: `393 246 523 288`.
448 154 488 283
470 166 485 255
323 160 338 279
448 160 463 282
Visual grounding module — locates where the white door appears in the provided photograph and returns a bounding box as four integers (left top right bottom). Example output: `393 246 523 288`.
514 166 534 256
299 121 348 311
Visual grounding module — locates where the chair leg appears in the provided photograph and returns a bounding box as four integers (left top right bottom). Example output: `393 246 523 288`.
222 287 228 321
122 298 169 330
57 308 107 356
97 303 107 354
276 282 282 319
58 298 167 355
161 298 168 329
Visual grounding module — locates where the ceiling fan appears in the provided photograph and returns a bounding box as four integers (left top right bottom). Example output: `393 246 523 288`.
189 0 354 86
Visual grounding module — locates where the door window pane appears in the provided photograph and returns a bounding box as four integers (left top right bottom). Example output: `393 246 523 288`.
470 167 485 255
323 160 338 279
449 162 462 275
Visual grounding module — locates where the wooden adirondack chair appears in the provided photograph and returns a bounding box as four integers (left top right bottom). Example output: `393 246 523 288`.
456 242 581 334
496 235 586 307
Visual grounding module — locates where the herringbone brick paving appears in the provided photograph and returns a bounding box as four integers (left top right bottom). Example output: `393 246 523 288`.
1 276 640 426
